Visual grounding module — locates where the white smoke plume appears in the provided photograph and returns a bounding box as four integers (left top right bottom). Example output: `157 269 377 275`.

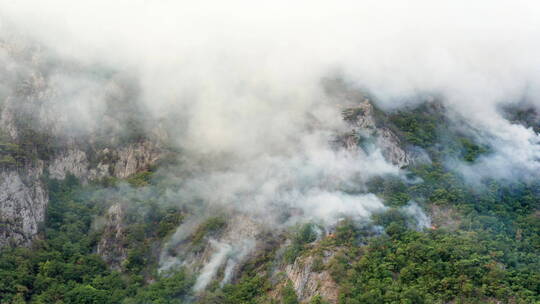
2 0 540 290
2 1 540 177
193 240 232 291
402 201 431 230
2 1 539 178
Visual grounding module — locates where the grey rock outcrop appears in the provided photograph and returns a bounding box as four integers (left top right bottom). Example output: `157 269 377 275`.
0 140 163 247
0 39 165 248
0 146 162 249
48 149 91 180
265 249 340 304
284 253 339 304
160 213 259 290
0 163 47 247
97 203 128 270
48 141 162 181
342 99 411 167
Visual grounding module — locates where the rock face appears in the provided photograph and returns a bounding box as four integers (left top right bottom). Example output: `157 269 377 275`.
0 39 165 248
0 164 47 247
97 203 128 270
0 140 163 248
284 254 339 304
110 141 163 179
160 213 260 290
342 99 411 167
48 141 162 181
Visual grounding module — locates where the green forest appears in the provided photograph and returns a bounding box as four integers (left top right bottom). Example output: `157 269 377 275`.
1 104 540 304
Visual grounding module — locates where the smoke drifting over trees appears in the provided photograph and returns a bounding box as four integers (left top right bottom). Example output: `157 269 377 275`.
1 1 540 301
2 0 540 180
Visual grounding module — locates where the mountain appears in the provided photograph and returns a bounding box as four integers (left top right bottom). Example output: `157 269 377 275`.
1 27 540 304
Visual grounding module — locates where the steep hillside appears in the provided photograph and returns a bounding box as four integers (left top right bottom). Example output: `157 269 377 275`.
1 12 540 304
0 41 167 247
2 77 540 303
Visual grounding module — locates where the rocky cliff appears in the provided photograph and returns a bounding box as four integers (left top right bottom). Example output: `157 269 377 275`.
283 253 339 303
0 140 163 248
48 140 162 181
97 203 128 270
0 40 412 294
0 40 165 247
0 163 47 247
341 99 411 167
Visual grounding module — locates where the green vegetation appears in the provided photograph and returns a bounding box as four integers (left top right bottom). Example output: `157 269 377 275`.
338 102 540 303
1 101 540 303
211 102 540 303
124 269 194 304
0 141 30 168
281 281 299 304
199 274 269 304
0 117 59 169
283 223 318 263
0 174 191 303
310 295 330 304
191 217 227 245
388 103 441 148
332 228 540 303
387 102 490 163
221 275 268 304
459 137 488 162
127 171 154 187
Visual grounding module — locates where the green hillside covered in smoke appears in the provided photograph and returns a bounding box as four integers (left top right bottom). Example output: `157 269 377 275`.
1 1 540 303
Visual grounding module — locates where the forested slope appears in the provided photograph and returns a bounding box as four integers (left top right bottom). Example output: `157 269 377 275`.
1 100 539 304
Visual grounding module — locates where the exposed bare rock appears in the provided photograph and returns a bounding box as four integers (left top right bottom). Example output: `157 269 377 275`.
342 99 411 167
0 40 166 248
342 99 377 130
0 163 47 247
48 149 91 180
97 203 128 270
0 137 164 248
376 128 410 168
48 141 162 181
160 213 260 291
283 253 339 304
0 139 163 250
112 141 162 179
0 98 20 140
430 205 462 231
